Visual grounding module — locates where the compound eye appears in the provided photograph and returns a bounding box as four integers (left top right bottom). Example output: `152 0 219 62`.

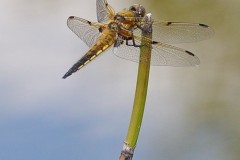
129 4 146 17
138 6 146 17
129 5 137 11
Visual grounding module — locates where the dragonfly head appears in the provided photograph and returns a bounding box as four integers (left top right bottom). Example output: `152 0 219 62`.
129 4 146 18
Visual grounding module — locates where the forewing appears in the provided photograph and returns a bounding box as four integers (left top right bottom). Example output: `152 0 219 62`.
113 36 200 66
96 0 115 23
67 16 101 47
133 21 214 44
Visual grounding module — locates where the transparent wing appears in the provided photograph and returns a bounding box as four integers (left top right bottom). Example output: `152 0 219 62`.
133 21 214 44
113 35 200 66
96 0 115 23
67 16 102 47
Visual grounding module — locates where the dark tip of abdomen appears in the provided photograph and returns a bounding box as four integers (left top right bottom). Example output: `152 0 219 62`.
62 72 71 79
69 16 75 19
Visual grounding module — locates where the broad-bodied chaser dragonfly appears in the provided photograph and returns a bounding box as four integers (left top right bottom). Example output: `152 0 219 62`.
62 0 214 79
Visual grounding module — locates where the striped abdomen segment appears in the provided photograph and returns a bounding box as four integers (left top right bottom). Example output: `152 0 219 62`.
62 29 116 79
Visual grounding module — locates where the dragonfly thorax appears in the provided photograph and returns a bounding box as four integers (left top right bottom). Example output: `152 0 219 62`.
108 22 120 32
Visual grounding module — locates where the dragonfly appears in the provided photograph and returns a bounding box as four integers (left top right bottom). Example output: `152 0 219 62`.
62 0 214 79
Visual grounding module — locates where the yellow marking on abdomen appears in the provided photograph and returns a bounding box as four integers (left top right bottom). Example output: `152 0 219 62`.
84 60 90 65
102 44 110 51
96 50 102 55
78 64 84 70
76 30 115 70
90 55 96 60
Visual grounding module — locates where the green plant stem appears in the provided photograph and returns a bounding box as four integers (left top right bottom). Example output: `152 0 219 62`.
119 14 153 160
125 34 152 147
125 16 152 147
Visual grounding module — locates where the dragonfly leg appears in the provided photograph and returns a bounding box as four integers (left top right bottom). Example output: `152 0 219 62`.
126 37 141 47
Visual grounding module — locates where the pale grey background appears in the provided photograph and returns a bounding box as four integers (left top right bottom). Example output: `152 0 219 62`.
0 0 239 160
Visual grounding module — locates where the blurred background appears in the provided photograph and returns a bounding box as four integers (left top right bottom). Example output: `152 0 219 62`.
0 0 239 160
